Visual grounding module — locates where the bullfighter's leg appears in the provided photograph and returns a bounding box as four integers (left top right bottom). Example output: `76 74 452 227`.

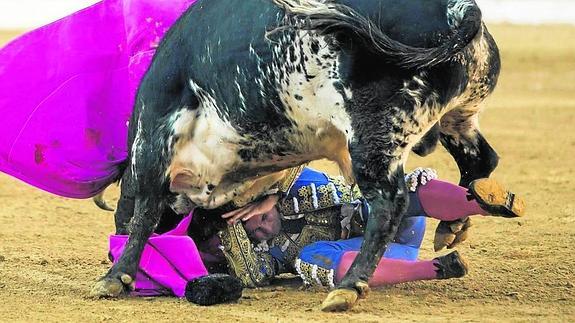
321 139 408 312
435 108 499 250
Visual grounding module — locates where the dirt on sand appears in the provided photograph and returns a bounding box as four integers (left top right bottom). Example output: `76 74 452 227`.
0 25 574 322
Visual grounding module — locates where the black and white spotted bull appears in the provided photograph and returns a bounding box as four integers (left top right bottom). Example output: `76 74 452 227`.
92 0 501 311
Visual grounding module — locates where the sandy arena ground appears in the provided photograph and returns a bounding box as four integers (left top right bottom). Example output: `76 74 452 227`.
0 24 574 322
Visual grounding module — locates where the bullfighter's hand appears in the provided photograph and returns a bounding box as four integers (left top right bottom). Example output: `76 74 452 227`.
433 217 472 251
222 194 280 224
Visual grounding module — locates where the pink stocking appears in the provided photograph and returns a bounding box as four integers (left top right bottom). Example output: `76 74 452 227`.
417 179 487 221
336 251 438 286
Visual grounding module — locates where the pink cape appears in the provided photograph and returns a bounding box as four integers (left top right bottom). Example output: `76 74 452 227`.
109 212 209 297
0 0 196 198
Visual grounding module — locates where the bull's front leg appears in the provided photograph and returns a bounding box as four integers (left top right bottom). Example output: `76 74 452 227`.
321 139 408 312
91 189 166 297
114 165 136 235
92 134 168 297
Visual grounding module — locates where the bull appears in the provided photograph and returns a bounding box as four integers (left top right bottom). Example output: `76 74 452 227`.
92 0 501 311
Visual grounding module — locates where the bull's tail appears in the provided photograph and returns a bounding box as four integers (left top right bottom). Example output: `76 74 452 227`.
272 0 482 69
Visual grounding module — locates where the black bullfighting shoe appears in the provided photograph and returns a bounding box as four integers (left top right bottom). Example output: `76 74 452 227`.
434 251 469 279
185 274 243 306
468 178 526 218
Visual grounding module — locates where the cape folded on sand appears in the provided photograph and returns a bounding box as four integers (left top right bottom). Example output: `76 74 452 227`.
109 213 209 297
0 0 196 198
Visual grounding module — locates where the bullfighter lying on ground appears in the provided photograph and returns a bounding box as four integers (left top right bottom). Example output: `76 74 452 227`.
206 167 524 288
108 166 524 303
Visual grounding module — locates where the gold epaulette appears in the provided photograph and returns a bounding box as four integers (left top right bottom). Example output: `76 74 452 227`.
276 164 307 194
278 173 363 216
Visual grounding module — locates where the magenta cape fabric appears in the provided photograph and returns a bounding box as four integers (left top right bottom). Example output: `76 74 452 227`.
0 0 196 198
109 212 209 297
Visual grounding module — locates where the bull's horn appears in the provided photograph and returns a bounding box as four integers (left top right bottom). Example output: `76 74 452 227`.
93 190 114 212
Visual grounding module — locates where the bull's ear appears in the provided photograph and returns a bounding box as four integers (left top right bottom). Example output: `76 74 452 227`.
169 169 196 193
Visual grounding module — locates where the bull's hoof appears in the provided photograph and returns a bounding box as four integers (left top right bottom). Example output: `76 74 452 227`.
434 218 472 251
90 273 134 298
433 221 457 251
321 289 358 312
321 282 369 312
354 281 370 299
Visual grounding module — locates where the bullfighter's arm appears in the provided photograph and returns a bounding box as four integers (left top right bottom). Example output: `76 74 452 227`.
218 223 276 288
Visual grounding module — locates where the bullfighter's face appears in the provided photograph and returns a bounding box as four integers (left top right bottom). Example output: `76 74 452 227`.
243 206 282 242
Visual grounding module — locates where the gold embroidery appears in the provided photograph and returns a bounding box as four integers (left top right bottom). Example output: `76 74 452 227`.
218 223 275 288
316 266 334 287
278 169 365 216
271 233 300 272
276 165 306 193
298 225 337 248
296 259 335 287
317 183 336 209
277 198 296 215
271 208 340 272
329 175 363 203
304 207 341 229
298 261 314 284
297 185 314 213
351 184 363 201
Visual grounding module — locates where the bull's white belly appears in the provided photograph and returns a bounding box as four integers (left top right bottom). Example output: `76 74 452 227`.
168 101 352 209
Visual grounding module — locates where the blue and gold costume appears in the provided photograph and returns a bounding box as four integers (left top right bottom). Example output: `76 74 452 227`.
219 167 426 288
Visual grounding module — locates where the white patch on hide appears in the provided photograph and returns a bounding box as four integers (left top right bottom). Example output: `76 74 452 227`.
441 26 494 138
131 101 145 181
275 32 354 161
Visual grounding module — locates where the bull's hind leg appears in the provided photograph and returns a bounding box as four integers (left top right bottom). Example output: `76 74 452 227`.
434 108 499 250
439 110 499 187
322 134 409 311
